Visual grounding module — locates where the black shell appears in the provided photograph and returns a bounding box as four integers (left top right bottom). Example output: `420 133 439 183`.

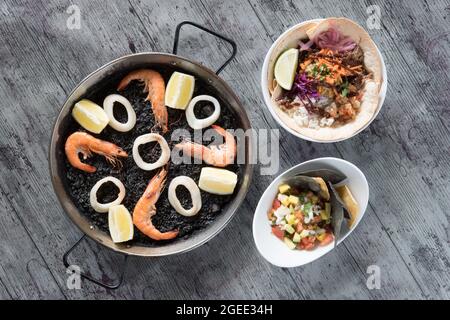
289 168 351 245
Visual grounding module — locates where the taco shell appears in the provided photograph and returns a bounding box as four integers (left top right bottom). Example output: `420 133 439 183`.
267 18 384 141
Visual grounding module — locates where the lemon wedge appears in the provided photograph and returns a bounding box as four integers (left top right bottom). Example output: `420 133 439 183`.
274 48 299 90
72 99 109 134
198 167 238 195
165 71 195 110
108 205 134 243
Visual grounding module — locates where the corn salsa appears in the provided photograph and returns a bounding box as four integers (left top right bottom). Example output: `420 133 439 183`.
268 182 334 250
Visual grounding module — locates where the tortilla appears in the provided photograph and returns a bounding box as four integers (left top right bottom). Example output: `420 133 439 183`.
335 185 359 227
267 21 319 95
313 177 330 201
267 18 384 141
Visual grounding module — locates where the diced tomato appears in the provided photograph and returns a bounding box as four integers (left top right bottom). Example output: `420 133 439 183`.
272 199 281 210
294 210 304 221
271 226 284 240
300 237 315 250
319 232 334 246
295 223 304 233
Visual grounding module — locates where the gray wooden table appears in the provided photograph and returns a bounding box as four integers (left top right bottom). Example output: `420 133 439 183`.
0 0 449 300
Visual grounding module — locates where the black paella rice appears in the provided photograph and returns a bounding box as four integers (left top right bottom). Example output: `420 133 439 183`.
63 66 242 246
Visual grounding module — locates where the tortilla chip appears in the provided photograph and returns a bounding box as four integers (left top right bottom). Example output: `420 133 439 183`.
335 185 359 227
313 177 330 201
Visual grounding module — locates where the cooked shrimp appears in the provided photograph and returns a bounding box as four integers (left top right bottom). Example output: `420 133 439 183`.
174 125 236 167
132 168 179 240
117 69 168 133
65 132 128 173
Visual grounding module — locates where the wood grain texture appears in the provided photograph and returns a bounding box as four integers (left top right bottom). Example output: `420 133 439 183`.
0 0 448 299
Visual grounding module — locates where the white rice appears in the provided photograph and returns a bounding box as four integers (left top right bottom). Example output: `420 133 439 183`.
292 106 334 129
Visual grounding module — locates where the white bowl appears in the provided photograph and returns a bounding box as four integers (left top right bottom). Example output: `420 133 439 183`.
252 157 369 268
261 19 388 143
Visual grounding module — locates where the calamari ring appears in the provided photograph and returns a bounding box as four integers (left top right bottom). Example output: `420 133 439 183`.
168 176 202 217
186 95 221 130
90 176 126 213
132 133 170 171
103 94 136 132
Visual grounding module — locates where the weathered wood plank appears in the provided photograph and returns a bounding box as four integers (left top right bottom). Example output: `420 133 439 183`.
199 0 427 299
0 0 144 299
0 187 65 299
249 0 450 298
0 277 12 299
0 0 299 299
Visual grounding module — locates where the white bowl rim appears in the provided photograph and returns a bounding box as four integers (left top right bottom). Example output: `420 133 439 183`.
261 18 388 143
252 157 369 268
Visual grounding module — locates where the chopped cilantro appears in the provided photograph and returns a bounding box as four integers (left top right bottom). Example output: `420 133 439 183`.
312 64 318 77
341 87 349 97
340 80 349 97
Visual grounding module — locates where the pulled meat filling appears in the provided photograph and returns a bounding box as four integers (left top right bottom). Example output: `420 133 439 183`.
278 44 371 125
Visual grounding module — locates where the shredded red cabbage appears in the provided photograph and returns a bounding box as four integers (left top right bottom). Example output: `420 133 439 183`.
288 73 319 100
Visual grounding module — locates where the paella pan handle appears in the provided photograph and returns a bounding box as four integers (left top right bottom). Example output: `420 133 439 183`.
172 21 237 74
63 235 129 290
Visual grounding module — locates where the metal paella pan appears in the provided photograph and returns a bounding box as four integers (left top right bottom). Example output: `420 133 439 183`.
49 22 253 266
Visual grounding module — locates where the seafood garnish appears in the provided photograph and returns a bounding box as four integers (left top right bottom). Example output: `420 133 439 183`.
103 94 136 132
117 69 168 133
65 132 128 173
90 176 126 213
186 95 221 130
168 176 202 217
174 125 236 167
132 133 170 171
72 99 109 134
198 167 238 195
133 168 179 240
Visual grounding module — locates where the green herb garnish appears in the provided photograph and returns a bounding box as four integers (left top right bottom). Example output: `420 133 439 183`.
340 80 349 97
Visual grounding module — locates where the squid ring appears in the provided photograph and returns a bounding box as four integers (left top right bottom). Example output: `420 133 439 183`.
168 176 202 217
185 95 221 130
90 176 126 213
103 94 136 132
133 133 170 171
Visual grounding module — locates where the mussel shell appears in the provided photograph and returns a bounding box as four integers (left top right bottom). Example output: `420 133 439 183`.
284 175 329 200
297 169 347 184
328 181 345 247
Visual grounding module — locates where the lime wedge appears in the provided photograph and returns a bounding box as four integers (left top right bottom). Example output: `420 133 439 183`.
108 205 134 243
72 99 109 134
274 48 299 90
198 167 237 195
165 71 195 110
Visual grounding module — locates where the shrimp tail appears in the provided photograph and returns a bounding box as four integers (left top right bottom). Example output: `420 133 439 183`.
117 69 168 133
211 124 226 136
64 132 127 173
133 167 178 241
